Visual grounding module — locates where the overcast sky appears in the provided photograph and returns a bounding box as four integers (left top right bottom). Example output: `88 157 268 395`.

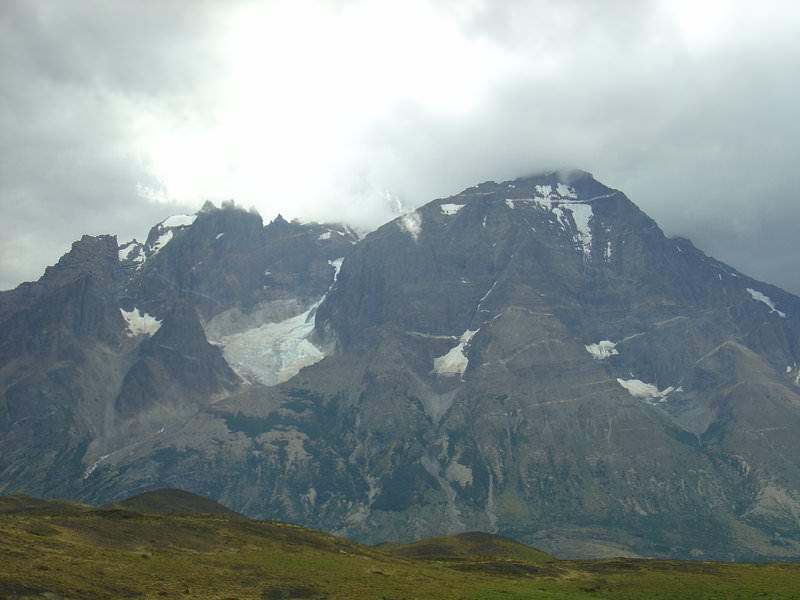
1 0 799 293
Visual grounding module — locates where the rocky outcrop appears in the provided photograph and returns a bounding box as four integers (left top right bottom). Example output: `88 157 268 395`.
114 300 239 419
2 176 800 561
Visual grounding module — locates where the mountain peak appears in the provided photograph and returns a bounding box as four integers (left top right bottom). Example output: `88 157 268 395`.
514 167 594 183
4 172 800 564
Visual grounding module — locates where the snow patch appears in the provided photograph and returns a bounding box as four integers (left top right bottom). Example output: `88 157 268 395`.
118 243 137 261
328 257 344 283
440 203 465 216
433 329 479 377
215 233 225 240
120 308 161 337
84 453 110 479
318 231 332 240
119 242 145 266
211 259 343 386
747 288 786 318
162 214 196 228
550 204 593 256
585 340 619 359
506 183 593 256
477 281 497 310
556 182 578 199
551 206 569 230
217 309 324 386
568 203 593 256
150 229 173 255
617 378 678 404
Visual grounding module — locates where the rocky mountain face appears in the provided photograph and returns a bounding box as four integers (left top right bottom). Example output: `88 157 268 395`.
2 171 800 560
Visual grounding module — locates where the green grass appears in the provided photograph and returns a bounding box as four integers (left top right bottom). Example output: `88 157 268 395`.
108 488 240 517
1 492 799 599
379 530 554 564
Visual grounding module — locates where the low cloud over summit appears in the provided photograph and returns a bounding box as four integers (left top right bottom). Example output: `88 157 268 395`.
1 0 799 293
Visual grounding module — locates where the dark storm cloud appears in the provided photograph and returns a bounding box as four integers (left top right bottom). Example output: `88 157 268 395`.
0 0 225 289
347 1 800 293
1 0 799 295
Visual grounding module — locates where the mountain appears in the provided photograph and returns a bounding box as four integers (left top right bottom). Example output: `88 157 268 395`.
2 489 799 600
1 171 799 561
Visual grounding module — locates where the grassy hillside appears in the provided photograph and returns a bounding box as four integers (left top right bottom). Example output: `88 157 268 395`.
108 488 241 516
379 530 554 564
1 491 799 599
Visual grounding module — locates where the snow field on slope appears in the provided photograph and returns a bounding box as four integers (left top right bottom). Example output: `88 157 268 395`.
617 378 681 404
213 258 344 386
747 287 787 318
432 329 479 377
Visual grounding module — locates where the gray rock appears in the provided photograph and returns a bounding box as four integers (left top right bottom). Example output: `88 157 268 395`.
2 173 800 561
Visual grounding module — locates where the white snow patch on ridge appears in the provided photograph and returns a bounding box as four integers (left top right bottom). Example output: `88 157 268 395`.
119 242 146 266
162 214 196 228
557 183 578 199
617 378 680 404
150 230 173 255
118 243 137 261
433 329 479 377
318 231 332 240
747 288 786 318
120 308 161 337
146 215 196 255
504 182 593 256
440 203 465 215
585 340 619 359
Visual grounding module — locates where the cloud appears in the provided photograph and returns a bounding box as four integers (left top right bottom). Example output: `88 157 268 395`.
1 0 799 294
0 0 224 288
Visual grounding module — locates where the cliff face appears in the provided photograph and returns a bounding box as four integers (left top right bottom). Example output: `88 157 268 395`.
2 175 800 560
